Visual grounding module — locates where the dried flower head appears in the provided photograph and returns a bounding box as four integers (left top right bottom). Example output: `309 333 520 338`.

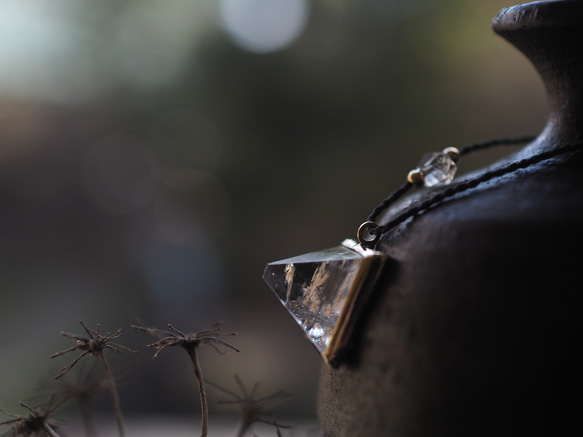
133 321 239 437
132 321 239 358
50 321 136 437
44 363 108 437
208 375 290 437
0 395 65 437
50 321 136 379
50 364 107 404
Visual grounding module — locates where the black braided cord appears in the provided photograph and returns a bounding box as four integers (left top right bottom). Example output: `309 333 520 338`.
459 135 537 156
367 182 412 223
365 136 536 227
369 140 583 245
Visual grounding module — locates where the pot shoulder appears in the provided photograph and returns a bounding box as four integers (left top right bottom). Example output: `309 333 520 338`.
319 153 583 436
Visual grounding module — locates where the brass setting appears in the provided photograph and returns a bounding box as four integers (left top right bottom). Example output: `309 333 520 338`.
407 168 425 186
443 146 460 162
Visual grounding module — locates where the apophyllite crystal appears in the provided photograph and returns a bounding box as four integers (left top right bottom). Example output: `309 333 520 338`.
419 152 457 186
263 239 386 363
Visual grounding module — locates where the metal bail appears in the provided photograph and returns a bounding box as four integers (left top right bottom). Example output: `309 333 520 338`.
357 221 380 249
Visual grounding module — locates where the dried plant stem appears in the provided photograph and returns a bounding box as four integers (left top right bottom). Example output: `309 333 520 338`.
99 355 126 437
79 397 99 437
235 419 251 437
45 423 61 437
186 347 208 437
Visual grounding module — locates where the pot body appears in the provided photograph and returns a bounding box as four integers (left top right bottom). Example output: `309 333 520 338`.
318 2 583 436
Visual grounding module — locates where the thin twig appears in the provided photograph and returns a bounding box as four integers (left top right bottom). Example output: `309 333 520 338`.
187 348 208 437
79 395 99 437
99 355 126 437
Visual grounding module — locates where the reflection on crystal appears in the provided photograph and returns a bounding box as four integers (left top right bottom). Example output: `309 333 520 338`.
419 152 457 186
263 239 386 363
309 324 325 339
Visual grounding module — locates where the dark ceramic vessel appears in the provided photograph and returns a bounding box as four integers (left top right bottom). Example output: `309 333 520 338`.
318 1 583 435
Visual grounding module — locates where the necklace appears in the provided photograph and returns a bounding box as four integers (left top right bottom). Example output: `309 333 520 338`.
263 136 582 365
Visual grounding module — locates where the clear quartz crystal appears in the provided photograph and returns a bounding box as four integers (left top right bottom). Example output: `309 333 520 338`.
263 239 385 362
419 152 457 187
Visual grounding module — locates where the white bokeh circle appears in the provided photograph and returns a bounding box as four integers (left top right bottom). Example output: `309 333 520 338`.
219 0 309 54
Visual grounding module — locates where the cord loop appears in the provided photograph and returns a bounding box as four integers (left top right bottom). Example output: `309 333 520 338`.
358 221 380 249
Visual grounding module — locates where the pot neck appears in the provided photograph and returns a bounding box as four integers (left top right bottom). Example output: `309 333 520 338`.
493 0 583 149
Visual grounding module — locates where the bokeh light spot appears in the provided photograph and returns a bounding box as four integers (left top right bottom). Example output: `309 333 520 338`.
219 0 309 53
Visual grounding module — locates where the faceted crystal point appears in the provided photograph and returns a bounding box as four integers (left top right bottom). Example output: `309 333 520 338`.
263 239 386 363
419 152 457 187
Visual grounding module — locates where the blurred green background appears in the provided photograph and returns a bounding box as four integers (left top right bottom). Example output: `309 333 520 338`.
0 0 547 429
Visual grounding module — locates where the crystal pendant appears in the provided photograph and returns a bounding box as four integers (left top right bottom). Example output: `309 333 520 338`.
419 152 457 186
263 239 387 364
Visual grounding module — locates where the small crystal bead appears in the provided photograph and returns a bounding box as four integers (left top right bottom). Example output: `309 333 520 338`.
419 152 457 187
